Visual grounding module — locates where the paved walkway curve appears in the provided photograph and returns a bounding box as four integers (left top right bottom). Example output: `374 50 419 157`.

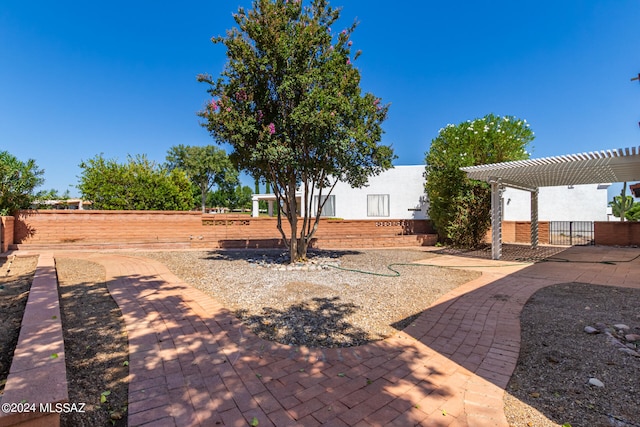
56 246 640 427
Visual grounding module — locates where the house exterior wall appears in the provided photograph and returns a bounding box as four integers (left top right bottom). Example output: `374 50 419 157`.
323 165 428 220
502 184 610 221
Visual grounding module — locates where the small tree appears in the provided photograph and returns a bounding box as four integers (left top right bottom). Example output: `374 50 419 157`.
166 145 238 213
425 114 534 248
199 0 394 262
0 150 45 215
77 154 194 210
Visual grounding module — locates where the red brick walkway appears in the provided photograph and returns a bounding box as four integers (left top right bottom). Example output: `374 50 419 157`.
57 246 640 426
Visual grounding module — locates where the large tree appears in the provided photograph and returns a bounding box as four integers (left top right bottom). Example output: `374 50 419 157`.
425 114 534 248
77 154 194 210
0 150 45 215
166 144 239 213
209 184 254 211
199 0 394 262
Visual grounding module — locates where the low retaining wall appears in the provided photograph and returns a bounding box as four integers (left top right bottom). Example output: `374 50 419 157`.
501 221 551 245
8 211 436 250
594 221 640 246
0 254 68 427
1 217 14 253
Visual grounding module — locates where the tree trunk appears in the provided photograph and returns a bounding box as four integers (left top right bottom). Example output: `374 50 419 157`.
286 183 299 263
201 185 206 213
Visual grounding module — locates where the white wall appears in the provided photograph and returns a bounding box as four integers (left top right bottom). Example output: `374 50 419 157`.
327 165 428 220
502 184 610 221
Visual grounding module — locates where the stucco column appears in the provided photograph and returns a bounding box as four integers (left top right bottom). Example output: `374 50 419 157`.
252 196 259 218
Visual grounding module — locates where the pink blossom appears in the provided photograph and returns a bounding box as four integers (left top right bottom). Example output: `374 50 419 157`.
268 123 275 135
257 110 264 121
341 30 346 35
210 99 218 111
235 90 247 102
346 58 351 65
226 107 231 112
348 40 352 46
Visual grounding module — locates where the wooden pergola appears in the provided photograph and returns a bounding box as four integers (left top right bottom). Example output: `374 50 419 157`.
461 146 640 259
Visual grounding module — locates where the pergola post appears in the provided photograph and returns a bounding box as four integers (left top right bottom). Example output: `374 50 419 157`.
490 179 503 260
531 188 539 249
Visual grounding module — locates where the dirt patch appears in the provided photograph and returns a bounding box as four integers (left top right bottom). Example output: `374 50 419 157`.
0 255 38 396
504 282 640 427
56 257 129 427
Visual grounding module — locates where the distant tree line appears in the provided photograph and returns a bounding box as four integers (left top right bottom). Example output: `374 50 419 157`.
0 146 253 215
77 145 252 212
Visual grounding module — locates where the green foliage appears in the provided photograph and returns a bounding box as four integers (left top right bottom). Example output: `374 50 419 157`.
609 194 634 221
208 185 253 210
198 0 394 261
165 145 238 212
77 154 195 210
625 202 640 221
425 114 533 247
0 150 45 215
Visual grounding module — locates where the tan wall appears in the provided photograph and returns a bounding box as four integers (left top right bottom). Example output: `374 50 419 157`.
12 211 435 249
1 216 15 253
594 221 640 246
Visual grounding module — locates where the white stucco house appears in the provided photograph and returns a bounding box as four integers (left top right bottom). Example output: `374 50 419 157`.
251 165 610 221
502 184 611 221
251 166 428 219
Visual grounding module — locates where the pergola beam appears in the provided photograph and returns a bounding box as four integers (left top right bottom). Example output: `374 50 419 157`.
462 146 640 260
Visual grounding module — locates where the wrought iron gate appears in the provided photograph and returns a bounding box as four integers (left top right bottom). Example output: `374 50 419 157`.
549 221 595 246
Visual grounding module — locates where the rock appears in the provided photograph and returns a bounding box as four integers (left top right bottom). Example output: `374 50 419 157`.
625 334 640 342
613 324 630 330
595 322 607 330
588 378 604 387
584 326 599 334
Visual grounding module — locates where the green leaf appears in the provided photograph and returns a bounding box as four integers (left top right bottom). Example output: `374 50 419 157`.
250 416 259 426
337 373 345 377
122 361 129 366
50 353 59 359
100 390 111 403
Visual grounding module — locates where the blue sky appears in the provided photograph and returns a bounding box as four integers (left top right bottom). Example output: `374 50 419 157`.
1 0 639 198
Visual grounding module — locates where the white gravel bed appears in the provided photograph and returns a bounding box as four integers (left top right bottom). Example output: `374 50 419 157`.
134 248 480 348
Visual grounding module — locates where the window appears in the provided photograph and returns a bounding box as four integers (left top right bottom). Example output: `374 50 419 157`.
313 195 335 217
367 194 390 217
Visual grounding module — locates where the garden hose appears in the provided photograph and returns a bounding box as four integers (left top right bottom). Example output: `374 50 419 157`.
541 252 640 265
326 261 529 277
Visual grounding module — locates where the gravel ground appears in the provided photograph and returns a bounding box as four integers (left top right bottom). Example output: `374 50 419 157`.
136 248 480 348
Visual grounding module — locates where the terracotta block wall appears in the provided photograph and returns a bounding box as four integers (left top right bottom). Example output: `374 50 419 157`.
1 216 15 253
12 211 434 249
486 221 550 245
594 221 640 246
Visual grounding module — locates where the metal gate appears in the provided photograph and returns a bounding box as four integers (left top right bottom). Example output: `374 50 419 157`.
549 221 595 246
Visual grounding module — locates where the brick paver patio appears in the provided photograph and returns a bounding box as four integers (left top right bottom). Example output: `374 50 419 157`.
52 246 640 426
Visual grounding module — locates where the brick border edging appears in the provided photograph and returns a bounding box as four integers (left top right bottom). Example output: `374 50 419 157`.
0 254 68 427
